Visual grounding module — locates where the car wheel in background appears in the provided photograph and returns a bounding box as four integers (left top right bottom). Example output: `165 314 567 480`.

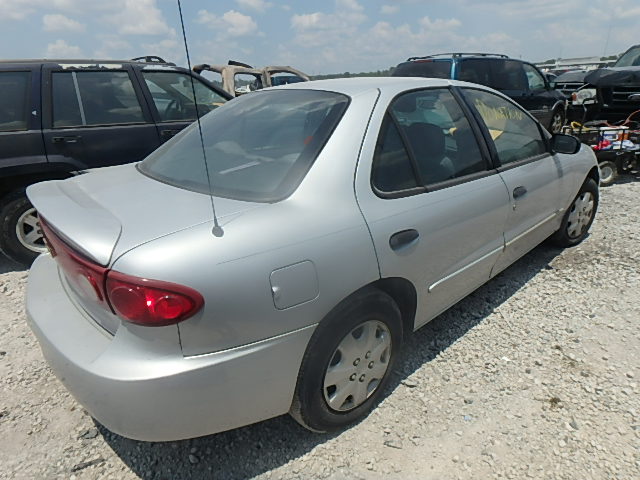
290 288 403 432
549 109 565 133
0 190 46 265
598 160 617 187
550 178 598 248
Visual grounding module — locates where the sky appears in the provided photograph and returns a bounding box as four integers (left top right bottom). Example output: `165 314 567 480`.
0 0 638 75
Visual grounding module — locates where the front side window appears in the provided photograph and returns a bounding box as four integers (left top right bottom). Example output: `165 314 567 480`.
0 71 29 131
52 71 145 127
139 89 349 202
378 88 487 187
143 72 227 122
523 64 546 91
463 88 547 165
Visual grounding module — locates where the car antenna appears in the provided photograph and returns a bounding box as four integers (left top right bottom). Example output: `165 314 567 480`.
177 0 223 237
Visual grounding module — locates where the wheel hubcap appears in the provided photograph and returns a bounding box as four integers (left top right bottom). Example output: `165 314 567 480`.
551 113 563 133
566 192 594 239
323 320 392 412
15 208 46 253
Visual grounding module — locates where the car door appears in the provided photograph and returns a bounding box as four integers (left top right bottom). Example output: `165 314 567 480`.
460 88 564 276
0 65 46 170
137 70 229 142
519 63 556 126
41 64 161 170
356 87 511 328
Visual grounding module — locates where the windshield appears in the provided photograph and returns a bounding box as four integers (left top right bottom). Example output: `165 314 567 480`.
615 46 640 67
392 60 452 79
139 89 349 202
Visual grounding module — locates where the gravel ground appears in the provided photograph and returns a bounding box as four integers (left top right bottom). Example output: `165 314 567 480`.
1 177 639 480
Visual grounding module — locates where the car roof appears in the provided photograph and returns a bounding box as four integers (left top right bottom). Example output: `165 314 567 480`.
0 58 176 67
274 76 461 96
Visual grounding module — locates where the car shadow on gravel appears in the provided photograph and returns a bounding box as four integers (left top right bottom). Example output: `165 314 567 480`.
0 256 26 275
99 243 563 480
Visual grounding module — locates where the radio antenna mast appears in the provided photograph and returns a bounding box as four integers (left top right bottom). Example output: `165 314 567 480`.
177 0 224 237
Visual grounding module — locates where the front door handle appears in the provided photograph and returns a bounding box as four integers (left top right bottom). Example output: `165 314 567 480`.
52 136 81 144
513 186 527 199
389 229 419 251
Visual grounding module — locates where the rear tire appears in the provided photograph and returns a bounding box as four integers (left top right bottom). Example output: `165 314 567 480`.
550 178 598 248
290 288 402 432
0 190 46 266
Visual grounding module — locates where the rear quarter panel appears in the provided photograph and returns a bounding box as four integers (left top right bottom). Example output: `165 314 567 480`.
111 89 383 355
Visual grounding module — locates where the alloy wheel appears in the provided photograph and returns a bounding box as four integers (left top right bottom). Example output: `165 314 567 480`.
15 207 46 253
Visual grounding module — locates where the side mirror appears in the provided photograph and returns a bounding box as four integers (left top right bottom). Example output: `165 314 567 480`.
551 133 581 154
629 93 640 102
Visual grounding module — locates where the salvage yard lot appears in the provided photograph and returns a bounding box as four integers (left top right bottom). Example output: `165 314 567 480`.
1 178 639 480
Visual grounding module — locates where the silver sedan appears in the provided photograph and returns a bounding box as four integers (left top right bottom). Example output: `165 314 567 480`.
26 77 599 441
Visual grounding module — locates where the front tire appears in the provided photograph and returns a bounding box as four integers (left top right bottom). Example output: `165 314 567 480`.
290 288 402 432
550 178 598 247
0 190 46 265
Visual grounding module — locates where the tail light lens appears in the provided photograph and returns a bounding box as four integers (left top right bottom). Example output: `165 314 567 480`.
40 217 204 327
106 271 204 327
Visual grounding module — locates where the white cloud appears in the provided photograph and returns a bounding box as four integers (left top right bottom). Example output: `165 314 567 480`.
196 10 259 38
236 0 272 13
45 39 83 58
381 5 399 15
43 14 85 33
290 0 367 48
106 0 172 35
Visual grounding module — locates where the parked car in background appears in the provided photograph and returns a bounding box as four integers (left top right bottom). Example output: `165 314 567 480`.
0 56 230 264
392 53 568 133
26 77 598 441
553 44 640 122
193 60 309 97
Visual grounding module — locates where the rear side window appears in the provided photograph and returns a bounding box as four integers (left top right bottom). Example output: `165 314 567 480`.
52 71 145 127
490 60 526 91
139 89 349 202
463 88 546 165
142 71 227 122
0 72 29 131
392 60 452 79
372 117 419 193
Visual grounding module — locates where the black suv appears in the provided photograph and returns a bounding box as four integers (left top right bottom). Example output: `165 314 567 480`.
392 53 567 133
554 45 640 122
0 56 231 264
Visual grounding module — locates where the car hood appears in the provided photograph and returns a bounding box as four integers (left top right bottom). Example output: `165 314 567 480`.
27 163 262 266
584 66 640 87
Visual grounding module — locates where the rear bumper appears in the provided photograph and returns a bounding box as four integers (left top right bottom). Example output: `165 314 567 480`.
26 255 316 441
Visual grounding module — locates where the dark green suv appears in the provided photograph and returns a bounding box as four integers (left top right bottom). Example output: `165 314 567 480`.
392 53 567 134
0 56 230 264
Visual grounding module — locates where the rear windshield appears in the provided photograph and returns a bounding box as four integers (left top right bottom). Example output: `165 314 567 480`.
392 60 452 79
139 89 349 202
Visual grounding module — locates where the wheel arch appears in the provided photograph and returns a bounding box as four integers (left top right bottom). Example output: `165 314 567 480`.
586 165 599 185
0 165 75 200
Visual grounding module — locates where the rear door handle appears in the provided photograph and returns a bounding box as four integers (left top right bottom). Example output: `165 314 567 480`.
160 129 179 139
52 136 81 144
513 186 527 199
389 229 419 251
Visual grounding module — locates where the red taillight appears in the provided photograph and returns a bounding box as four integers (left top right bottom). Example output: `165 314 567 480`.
40 217 108 304
41 217 204 327
106 271 204 327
